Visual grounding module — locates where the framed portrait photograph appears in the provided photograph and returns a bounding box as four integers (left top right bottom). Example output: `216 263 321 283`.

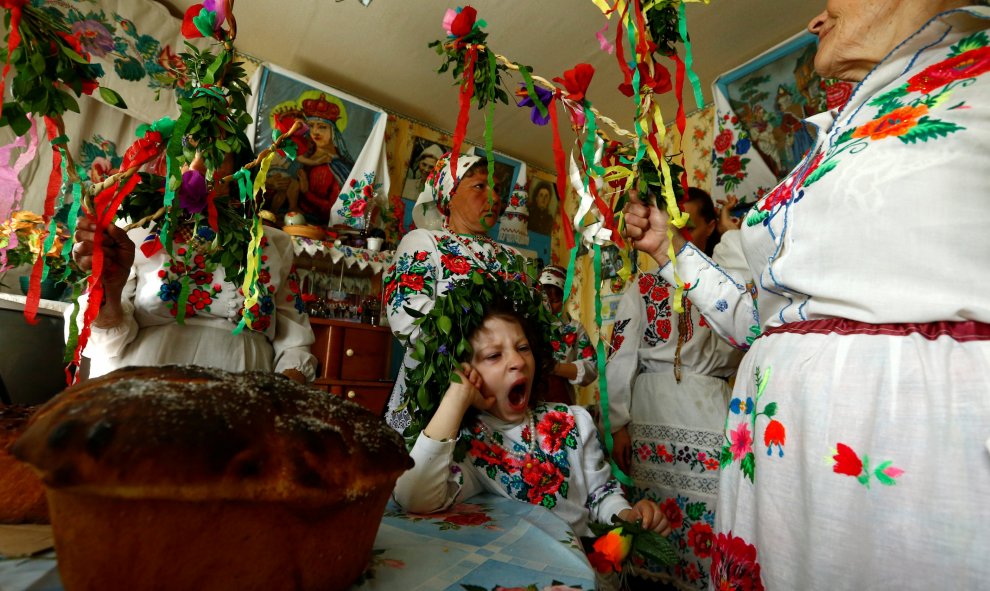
527 169 558 236
401 136 450 202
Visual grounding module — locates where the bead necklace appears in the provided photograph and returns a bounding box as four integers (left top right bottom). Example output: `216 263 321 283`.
441 222 500 272
474 410 539 462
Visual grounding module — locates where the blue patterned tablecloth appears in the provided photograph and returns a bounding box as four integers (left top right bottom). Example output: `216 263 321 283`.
0 495 595 591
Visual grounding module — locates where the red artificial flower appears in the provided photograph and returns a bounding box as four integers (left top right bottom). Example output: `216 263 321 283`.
181 4 206 38
710 531 765 591
714 129 734 154
688 522 715 558
832 443 863 477
721 155 743 176
618 62 672 97
450 5 477 38
553 63 595 103
660 498 683 530
441 253 472 275
399 273 424 291
852 104 929 141
56 31 89 61
589 528 633 573
80 78 99 96
907 46 990 94
536 411 575 454
444 511 492 526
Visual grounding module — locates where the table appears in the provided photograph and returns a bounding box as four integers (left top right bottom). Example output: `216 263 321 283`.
0 495 596 591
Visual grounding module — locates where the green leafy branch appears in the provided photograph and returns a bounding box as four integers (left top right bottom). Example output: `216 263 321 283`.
0 4 125 136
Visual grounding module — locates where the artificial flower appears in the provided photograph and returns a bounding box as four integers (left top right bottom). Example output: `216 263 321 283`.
444 5 478 38
177 169 208 214
553 64 595 103
588 527 632 573
618 62 672 97
516 84 554 126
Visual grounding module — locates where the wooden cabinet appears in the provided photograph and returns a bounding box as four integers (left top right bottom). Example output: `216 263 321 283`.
309 318 393 415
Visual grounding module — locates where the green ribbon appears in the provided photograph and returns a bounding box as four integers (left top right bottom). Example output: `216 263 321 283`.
59 163 86 281
482 50 497 232
232 168 252 204
271 129 297 160
594 243 633 486
174 275 191 325
63 282 84 363
136 116 175 139
678 2 705 110
518 64 548 120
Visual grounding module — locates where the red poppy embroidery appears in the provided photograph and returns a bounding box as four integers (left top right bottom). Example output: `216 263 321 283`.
852 104 929 141
660 498 683 530
536 411 575 454
521 458 565 503
710 531 765 591
688 522 715 559
440 253 472 275
399 273 425 291
907 46 990 94
714 129 734 154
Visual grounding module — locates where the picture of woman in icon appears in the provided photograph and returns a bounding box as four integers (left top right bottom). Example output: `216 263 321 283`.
295 90 355 225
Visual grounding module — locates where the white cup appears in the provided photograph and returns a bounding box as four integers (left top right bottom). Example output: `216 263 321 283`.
366 237 383 252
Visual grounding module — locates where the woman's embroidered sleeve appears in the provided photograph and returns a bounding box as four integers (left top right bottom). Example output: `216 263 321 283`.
384 229 440 345
602 284 643 432
659 239 757 351
267 230 318 380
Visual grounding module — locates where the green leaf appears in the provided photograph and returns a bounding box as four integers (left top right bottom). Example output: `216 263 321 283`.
763 402 777 418
437 315 452 335
98 87 128 109
403 305 425 319
635 531 678 567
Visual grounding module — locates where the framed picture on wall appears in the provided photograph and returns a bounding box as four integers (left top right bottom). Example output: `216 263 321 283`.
472 148 522 210
527 169 558 236
715 33 825 179
401 136 450 202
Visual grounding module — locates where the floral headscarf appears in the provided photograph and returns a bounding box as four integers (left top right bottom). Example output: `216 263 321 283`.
412 152 483 229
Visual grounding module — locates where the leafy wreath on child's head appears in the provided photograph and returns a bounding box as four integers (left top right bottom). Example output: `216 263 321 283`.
399 260 559 449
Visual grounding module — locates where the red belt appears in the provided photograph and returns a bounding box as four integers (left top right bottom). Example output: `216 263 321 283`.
760 318 990 342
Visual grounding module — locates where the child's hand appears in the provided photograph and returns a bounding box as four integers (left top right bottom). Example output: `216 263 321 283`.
619 500 672 537
447 364 494 412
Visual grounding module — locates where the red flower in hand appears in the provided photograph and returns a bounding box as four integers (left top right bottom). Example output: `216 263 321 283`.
554 63 595 103
589 528 632 573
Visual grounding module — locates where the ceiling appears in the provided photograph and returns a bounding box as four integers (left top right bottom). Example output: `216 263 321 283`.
156 0 824 172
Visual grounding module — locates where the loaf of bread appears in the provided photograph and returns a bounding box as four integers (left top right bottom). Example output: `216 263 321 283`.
12 365 413 591
0 405 49 524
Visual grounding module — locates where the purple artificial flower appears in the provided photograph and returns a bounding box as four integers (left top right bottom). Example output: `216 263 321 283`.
202 0 227 26
516 84 554 126
177 169 208 214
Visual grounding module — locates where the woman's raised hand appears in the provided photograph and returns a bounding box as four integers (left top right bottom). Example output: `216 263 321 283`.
622 190 673 266
71 220 135 298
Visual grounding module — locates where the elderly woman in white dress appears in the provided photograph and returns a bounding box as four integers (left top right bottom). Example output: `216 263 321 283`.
623 1 990 588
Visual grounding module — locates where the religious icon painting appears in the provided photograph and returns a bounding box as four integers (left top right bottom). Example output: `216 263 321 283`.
247 64 389 230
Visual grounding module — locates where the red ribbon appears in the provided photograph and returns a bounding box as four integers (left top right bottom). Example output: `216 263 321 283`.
548 95 575 250
24 116 63 324
613 2 634 92
671 52 691 200
206 190 218 231
450 46 478 181
0 0 27 122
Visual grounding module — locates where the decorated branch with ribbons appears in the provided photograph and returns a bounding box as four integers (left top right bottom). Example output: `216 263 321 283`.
0 0 128 324
428 1 711 485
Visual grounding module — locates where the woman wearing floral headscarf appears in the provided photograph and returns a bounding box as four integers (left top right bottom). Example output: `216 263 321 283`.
384 152 529 434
